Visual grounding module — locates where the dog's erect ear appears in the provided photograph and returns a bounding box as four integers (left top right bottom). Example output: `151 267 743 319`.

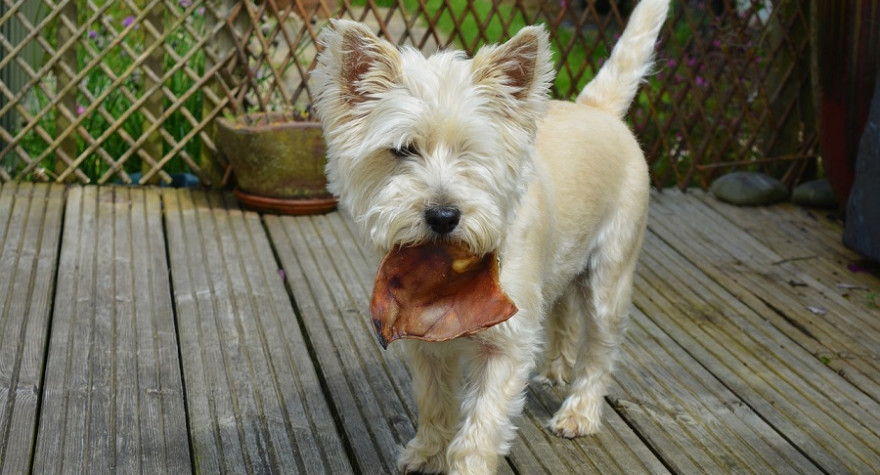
317 20 401 105
470 26 553 103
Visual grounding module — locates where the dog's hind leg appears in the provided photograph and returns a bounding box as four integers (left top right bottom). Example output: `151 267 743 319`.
535 285 584 386
398 340 461 474
548 215 645 438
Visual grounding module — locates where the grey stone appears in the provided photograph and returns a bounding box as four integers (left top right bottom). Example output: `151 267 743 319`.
709 171 789 206
843 69 880 262
792 178 838 208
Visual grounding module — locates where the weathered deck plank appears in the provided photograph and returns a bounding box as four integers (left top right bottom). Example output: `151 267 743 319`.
693 191 880 399
324 211 670 474
163 189 350 474
266 212 674 474
0 183 64 474
641 192 880 472
651 191 880 401
33 186 190 473
3 186 880 473
317 207 825 473
611 304 820 474
265 212 417 474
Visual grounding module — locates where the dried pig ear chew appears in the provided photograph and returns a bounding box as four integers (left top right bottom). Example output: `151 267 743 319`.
369 243 518 348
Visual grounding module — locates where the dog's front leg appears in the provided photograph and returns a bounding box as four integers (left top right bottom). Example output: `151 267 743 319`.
399 340 461 474
445 335 534 475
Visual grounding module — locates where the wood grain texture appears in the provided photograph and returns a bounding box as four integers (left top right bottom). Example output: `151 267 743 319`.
641 191 880 472
5 187 880 474
32 187 189 474
266 211 671 474
0 183 64 474
692 190 880 399
163 189 350 474
265 213 410 474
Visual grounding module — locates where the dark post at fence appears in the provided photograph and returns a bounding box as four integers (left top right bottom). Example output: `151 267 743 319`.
142 2 165 185
0 1 41 179
0 0 820 190
762 0 816 184
56 2 81 183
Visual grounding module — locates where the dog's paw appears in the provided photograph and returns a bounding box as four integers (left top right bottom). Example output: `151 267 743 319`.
547 409 602 439
446 448 496 475
398 439 447 474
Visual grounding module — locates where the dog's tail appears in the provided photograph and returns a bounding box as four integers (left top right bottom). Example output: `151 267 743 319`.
576 0 669 119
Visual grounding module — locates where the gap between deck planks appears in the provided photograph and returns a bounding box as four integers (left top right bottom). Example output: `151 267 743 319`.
32 186 190 473
162 188 350 474
0 183 65 473
642 190 880 472
1 185 879 474
264 211 668 474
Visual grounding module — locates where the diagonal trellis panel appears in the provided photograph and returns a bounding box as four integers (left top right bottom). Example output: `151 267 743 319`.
0 0 239 186
1 1 818 189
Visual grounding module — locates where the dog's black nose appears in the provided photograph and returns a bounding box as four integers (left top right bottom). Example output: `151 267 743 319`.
425 206 461 235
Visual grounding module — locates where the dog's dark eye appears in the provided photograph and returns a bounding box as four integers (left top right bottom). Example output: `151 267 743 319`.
390 143 418 159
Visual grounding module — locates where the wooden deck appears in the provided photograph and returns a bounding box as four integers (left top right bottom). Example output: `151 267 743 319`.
1 182 879 474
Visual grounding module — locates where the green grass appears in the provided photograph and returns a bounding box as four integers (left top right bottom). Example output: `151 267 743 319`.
359 0 601 98
435 0 600 98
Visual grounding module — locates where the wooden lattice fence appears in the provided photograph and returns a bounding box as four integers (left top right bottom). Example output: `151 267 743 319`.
0 0 817 189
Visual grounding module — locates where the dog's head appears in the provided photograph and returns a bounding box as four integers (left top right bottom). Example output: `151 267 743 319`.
311 20 553 255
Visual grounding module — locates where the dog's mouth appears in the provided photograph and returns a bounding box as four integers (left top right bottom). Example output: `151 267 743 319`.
369 242 518 348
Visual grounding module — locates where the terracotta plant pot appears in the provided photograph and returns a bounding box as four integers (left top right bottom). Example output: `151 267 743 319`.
216 113 337 215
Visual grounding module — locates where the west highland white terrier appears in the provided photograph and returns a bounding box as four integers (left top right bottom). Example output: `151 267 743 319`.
311 0 669 472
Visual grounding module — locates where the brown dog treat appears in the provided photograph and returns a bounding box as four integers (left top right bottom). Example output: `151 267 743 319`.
369 243 518 348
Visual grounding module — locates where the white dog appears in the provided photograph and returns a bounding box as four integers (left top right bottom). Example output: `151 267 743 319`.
311 0 669 472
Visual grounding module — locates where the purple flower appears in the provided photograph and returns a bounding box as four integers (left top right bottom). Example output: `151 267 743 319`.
712 39 721 49
197 6 205 15
122 16 135 28
666 58 677 68
88 30 97 39
76 104 86 115
848 263 868 273
687 57 697 68
695 76 707 87
179 0 192 7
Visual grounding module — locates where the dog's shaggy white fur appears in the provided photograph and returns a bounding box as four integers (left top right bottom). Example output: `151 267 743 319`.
311 1 669 472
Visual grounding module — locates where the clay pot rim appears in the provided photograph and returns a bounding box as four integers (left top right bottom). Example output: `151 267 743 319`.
217 113 321 132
